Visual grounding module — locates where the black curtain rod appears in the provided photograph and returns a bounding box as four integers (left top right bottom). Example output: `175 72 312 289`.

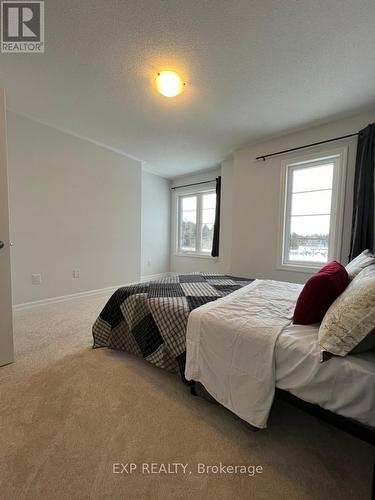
256 132 359 161
171 179 216 190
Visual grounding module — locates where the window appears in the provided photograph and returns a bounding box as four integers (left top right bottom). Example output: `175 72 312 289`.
177 190 216 256
280 149 347 271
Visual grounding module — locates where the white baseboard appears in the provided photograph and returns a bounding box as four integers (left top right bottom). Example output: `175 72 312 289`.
13 285 121 312
13 272 171 312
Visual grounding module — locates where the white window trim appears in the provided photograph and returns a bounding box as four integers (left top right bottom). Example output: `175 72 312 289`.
173 184 217 258
277 146 348 273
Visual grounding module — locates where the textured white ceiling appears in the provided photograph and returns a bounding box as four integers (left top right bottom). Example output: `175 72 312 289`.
1 0 375 178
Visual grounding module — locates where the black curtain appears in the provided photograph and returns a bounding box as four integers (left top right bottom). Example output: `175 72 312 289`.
211 176 221 257
349 124 375 260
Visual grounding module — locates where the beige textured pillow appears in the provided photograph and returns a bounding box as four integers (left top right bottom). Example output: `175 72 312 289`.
319 265 375 357
345 249 375 281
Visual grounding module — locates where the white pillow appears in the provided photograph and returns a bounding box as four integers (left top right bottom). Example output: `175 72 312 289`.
345 249 375 281
319 265 375 357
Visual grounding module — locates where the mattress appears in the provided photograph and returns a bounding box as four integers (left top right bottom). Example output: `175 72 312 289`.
275 323 375 428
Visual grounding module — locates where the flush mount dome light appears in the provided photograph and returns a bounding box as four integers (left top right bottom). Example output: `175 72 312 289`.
155 70 184 97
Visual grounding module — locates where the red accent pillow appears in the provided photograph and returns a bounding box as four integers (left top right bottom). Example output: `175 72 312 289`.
293 261 349 325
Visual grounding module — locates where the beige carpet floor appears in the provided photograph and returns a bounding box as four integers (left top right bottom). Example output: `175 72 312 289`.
0 295 373 500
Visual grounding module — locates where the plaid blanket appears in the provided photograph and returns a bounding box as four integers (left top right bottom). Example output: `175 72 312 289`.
92 273 253 378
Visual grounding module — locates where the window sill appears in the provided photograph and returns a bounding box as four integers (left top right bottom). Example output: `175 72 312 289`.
277 263 321 274
175 252 218 260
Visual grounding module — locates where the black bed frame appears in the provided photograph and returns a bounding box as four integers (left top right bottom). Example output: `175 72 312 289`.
191 382 375 499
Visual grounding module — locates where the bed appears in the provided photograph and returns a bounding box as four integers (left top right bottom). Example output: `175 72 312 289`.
93 274 375 427
93 273 375 496
92 273 253 378
185 278 375 429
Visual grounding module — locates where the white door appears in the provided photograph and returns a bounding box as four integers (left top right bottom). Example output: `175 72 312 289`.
0 89 14 366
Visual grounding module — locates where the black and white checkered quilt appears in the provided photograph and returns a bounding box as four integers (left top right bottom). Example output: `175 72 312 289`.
92 273 253 378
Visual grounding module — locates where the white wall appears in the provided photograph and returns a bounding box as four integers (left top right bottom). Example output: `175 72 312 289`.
7 112 142 305
228 108 375 284
141 170 170 277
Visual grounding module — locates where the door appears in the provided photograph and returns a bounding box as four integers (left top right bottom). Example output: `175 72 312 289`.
0 89 14 366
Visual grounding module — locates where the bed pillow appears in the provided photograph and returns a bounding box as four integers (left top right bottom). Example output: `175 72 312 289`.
345 249 375 281
293 261 349 325
319 264 375 357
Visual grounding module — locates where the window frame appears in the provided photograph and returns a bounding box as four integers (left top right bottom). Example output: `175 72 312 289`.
278 147 348 273
175 186 217 258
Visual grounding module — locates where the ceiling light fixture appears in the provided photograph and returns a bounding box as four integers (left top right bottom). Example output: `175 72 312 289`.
155 70 184 97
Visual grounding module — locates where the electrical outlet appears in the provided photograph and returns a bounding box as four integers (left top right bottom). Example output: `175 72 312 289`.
72 269 80 278
31 274 42 285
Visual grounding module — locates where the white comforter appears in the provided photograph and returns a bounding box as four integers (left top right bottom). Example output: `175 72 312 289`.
185 279 302 428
